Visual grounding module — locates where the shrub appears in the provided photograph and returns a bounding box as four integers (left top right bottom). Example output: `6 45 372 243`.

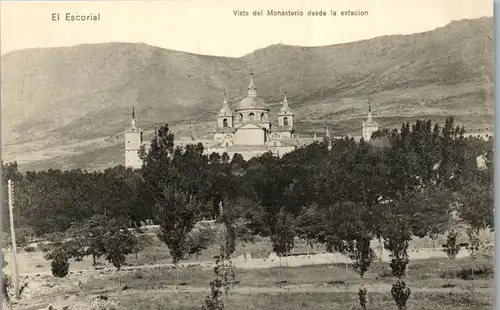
38 243 51 253
24 246 36 253
391 280 411 310
456 266 493 280
51 253 70 278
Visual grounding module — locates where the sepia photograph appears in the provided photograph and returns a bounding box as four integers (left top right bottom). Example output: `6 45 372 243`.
0 0 495 309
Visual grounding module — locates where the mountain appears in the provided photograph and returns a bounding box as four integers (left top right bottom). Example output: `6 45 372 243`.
1 17 493 171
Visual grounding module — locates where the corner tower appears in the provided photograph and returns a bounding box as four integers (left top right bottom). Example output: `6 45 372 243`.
361 101 379 141
277 91 294 139
125 107 143 169
217 93 234 128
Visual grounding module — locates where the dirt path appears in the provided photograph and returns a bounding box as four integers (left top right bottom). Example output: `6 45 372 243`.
107 283 493 295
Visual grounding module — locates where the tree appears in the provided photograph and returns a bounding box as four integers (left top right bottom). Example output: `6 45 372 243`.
202 197 254 310
294 203 323 254
64 215 108 266
185 224 213 260
103 228 138 271
348 236 375 310
383 213 412 310
457 170 493 303
202 252 226 310
156 187 201 290
270 207 296 286
442 228 461 281
50 249 70 278
134 233 153 260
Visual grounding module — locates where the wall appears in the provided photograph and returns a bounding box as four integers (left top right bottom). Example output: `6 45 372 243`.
234 128 265 145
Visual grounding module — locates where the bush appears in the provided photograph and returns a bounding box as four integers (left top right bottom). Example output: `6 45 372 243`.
38 243 51 253
51 253 70 278
456 266 493 280
24 246 36 253
440 266 493 280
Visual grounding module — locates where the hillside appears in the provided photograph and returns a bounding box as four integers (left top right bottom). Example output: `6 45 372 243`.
1 17 493 171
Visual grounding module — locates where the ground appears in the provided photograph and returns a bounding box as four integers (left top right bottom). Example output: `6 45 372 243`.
3 231 494 309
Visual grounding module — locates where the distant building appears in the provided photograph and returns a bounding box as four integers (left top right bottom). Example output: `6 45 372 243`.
361 101 379 141
124 74 379 169
204 74 298 160
463 130 493 141
124 107 143 169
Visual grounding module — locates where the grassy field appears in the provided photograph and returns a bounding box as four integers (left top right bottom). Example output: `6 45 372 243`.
4 226 493 309
8 253 494 309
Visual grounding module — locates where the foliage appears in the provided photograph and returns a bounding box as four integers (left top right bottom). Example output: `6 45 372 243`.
103 227 138 271
270 208 296 257
443 229 461 260
186 224 213 259
349 238 375 278
391 280 411 310
202 254 226 310
0 118 493 307
2 256 11 304
358 286 368 310
50 250 70 278
383 212 412 278
156 188 201 264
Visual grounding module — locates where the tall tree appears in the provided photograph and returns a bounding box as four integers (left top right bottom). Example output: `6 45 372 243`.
156 187 201 289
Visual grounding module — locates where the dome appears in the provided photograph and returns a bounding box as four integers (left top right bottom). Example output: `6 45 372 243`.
236 97 269 111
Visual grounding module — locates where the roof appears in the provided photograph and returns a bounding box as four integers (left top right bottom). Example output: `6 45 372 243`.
208 144 272 152
214 127 236 133
237 122 266 130
236 96 268 111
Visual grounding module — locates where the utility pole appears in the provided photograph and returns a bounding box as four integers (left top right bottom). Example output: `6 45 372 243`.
7 179 20 299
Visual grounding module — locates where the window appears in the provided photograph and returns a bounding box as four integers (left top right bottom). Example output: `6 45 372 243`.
223 118 228 127
249 112 255 121
239 113 243 122
283 117 289 126
261 113 265 121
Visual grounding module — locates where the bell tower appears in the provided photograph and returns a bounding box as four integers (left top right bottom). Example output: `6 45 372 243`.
278 91 294 131
125 107 143 169
217 93 234 129
362 101 379 141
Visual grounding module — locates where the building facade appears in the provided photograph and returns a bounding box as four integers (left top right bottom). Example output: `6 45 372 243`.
124 74 378 169
361 101 379 141
204 74 298 160
124 108 144 169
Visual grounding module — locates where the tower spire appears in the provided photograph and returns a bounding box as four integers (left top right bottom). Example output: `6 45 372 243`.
283 90 288 107
130 106 137 129
367 100 373 123
247 72 257 97
223 92 228 107
189 125 195 141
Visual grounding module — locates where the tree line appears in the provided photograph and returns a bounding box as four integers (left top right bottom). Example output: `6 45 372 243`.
1 117 494 309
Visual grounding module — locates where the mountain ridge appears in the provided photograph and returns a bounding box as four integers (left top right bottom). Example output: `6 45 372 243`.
1 17 493 171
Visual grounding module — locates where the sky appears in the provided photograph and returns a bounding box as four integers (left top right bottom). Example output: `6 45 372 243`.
0 0 493 57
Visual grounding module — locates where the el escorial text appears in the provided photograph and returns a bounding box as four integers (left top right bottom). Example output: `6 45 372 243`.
233 10 368 17
52 13 101 22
